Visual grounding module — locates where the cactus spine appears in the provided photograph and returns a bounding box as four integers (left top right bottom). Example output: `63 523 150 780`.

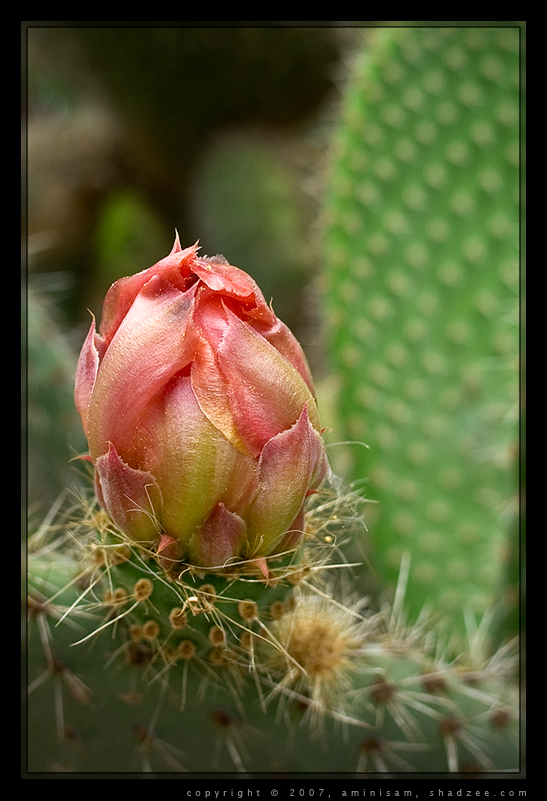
27 482 519 773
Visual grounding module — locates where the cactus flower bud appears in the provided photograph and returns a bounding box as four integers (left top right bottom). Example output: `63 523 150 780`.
75 236 327 572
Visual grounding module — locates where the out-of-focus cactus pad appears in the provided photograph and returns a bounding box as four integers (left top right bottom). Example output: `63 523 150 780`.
323 27 520 624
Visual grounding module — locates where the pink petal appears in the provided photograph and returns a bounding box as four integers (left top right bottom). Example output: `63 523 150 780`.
98 239 200 347
143 374 258 545
191 330 249 455
246 404 326 555
257 317 316 394
87 275 198 463
74 316 100 440
192 303 320 457
249 557 270 579
188 502 247 568
95 443 162 543
193 258 255 296
275 506 306 554
156 534 183 572
194 257 274 325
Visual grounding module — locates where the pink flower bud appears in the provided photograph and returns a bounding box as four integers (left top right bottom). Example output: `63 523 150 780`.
75 236 328 571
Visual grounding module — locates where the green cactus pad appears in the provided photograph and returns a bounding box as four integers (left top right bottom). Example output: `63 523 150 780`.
27 490 520 774
323 26 521 628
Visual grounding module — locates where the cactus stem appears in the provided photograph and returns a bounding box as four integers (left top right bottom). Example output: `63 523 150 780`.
28 468 520 772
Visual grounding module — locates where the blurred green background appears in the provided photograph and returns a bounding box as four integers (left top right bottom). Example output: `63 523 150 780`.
25 22 352 511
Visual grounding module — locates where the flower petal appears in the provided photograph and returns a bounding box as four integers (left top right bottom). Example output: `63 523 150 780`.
257 317 316 394
87 275 198 463
246 404 326 555
74 316 100 439
192 303 320 457
188 502 247 568
275 506 306 554
98 239 200 348
143 374 258 545
156 534 183 572
194 256 275 332
95 443 162 543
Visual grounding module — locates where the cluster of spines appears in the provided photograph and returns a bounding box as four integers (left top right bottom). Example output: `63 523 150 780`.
27 483 519 774
28 481 360 692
